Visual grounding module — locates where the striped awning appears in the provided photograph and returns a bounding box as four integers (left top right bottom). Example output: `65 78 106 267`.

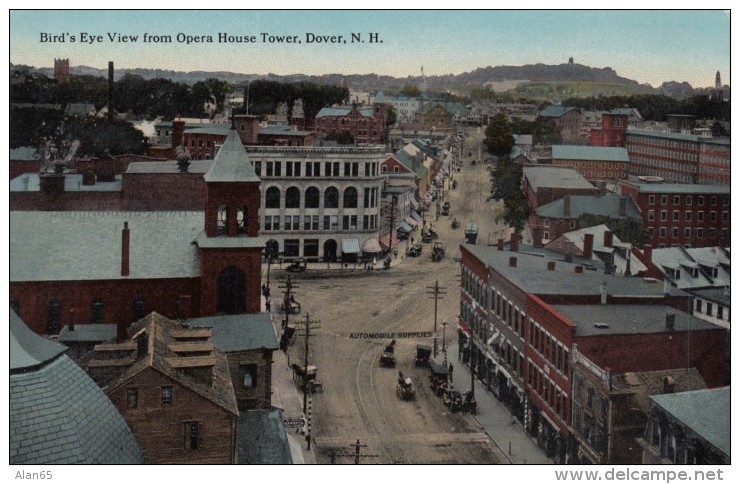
404 216 419 229
379 233 400 250
341 238 360 254
397 221 413 233
362 238 382 254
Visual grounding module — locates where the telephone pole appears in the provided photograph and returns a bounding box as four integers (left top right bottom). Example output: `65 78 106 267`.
296 312 321 414
426 279 446 332
278 275 299 329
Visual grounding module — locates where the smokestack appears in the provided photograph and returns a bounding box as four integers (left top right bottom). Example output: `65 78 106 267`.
600 281 607 304
509 256 518 268
547 261 556 271
117 320 127 343
497 238 504 251
575 265 584 274
563 195 571 216
665 313 676 331
172 119 186 150
121 221 130 277
603 230 613 248
583 233 594 259
108 61 114 120
510 233 519 252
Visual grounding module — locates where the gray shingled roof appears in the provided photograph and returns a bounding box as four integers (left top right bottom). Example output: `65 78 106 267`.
634 183 730 194
539 105 577 118
204 129 260 183
10 211 203 282
536 193 641 220
627 129 731 145
236 409 292 464
10 310 142 464
552 145 630 162
58 324 117 343
650 387 730 458
462 243 685 297
551 304 716 337
188 312 278 353
127 159 213 174
687 287 731 307
522 165 596 191
10 173 123 192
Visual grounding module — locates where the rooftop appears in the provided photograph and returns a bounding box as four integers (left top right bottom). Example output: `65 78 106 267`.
236 410 292 464
10 173 123 192
552 145 630 163
633 183 730 195
58 324 117 343
650 387 730 458
127 159 213 174
627 129 731 146
551 304 716 337
522 165 596 191
539 105 578 118
184 124 231 136
536 193 640 220
204 128 261 183
316 106 375 118
187 312 278 353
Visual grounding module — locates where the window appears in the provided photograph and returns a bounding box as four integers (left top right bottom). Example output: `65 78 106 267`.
697 211 704 222
184 422 200 450
266 161 274 177
47 298 61 335
684 228 691 238
710 196 717 206
242 364 257 388
660 211 667 221
672 228 678 238
274 162 282 177
673 195 680 205
265 187 281 209
91 298 104 324
648 195 656 205
162 386 173 405
284 239 299 257
660 227 666 238
304 239 319 258
672 211 679 222
706 303 713 316
285 187 301 209
709 211 716 222
686 195 692 205
648 210 655 221
698 196 704 206
305 187 320 208
343 187 358 208
127 388 138 408
685 211 692 222
696 228 703 238
253 161 261 176
661 195 668 205
717 306 724 319
325 187 339 208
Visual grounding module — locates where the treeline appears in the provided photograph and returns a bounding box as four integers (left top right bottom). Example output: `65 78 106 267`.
10 72 233 119
244 80 349 123
562 94 730 122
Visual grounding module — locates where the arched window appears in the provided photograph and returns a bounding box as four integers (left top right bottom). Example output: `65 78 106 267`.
265 187 281 209
217 205 227 236
343 187 358 208
286 187 300 209
305 186 320 208
325 187 339 208
237 206 247 235
133 295 146 321
47 298 61 335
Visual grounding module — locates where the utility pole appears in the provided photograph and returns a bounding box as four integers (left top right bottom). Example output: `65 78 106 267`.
442 319 448 367
387 195 397 255
296 312 321 414
278 275 299 330
426 280 447 333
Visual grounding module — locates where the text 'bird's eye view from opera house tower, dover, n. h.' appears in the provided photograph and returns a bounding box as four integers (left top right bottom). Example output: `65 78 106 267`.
8 9 731 471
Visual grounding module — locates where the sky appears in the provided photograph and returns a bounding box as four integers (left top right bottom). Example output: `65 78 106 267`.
7 9 732 89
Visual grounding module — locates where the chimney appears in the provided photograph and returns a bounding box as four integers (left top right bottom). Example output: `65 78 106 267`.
666 312 676 331
547 261 556 271
509 256 518 268
603 230 613 248
121 222 130 277
39 171 65 197
171 119 186 149
532 227 543 248
619 196 627 216
107 61 114 120
510 233 519 253
117 320 127 343
583 233 594 259
563 195 571 216
497 238 504 251
575 265 584 274
663 376 675 393
600 281 607 304
643 244 653 263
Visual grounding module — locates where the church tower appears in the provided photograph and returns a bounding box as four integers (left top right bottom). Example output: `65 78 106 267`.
197 126 264 315
715 71 722 91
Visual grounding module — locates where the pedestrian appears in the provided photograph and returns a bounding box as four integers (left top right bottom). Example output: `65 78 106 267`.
448 363 454 383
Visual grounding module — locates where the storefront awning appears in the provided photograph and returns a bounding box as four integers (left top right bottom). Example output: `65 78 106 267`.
410 211 423 223
379 233 400 250
397 221 413 233
362 238 382 254
341 238 360 254
404 216 419 228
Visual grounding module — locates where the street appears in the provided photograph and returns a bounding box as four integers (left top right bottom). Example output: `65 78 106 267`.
276 129 519 464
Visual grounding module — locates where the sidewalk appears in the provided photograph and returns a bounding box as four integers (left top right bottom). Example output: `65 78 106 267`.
444 342 553 464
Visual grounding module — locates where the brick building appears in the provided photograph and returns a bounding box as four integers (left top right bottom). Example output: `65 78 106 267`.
624 130 730 185
10 127 265 335
616 180 730 248
551 145 630 181
314 103 388 144
458 241 726 462
588 111 629 147
538 106 582 144
522 165 598 219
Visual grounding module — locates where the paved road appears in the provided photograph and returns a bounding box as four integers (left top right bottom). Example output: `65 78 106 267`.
267 128 549 464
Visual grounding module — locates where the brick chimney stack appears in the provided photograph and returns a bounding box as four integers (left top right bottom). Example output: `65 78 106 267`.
563 195 571 216
171 119 186 149
509 256 518 268
510 233 519 252
497 238 504 251
121 221 130 277
583 233 594 259
643 244 653 263
547 261 556 271
603 230 613 248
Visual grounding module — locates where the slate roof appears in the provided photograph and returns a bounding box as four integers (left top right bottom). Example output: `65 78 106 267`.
236 409 292 464
462 243 685 298
634 183 730 194
552 145 630 162
316 106 374 118
627 129 731 146
650 387 730 458
58 324 117 343
204 128 261 183
551 303 716 337
127 159 213 174
259 125 314 136
10 173 123 192
10 310 142 464
687 287 731 307
536 193 641 220
522 165 596 191
98 312 239 416
187 312 278 353
539 105 578 118
651 246 730 290
10 211 203 282
184 124 231 136
609 368 706 415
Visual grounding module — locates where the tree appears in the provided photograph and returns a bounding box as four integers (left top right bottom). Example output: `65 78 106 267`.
488 159 528 233
484 113 514 157
533 117 560 145
385 105 397 127
324 130 354 145
399 84 421 97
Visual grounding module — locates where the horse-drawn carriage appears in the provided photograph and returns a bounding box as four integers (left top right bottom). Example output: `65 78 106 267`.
396 372 416 401
429 361 450 396
415 344 432 367
380 340 396 368
406 243 423 257
443 389 463 412
441 201 450 216
290 364 323 393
